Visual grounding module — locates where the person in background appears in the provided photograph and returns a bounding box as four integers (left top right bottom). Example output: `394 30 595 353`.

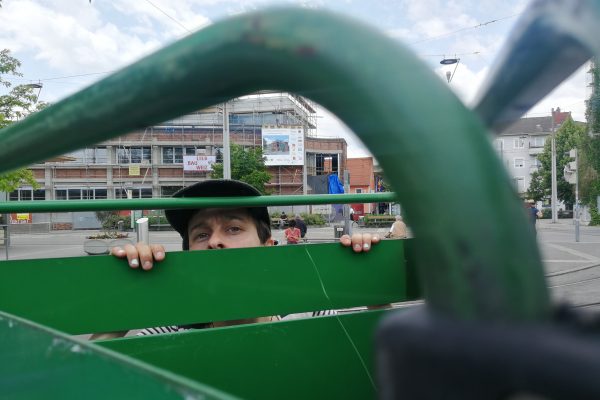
279 211 288 230
294 214 307 240
385 215 407 239
284 219 301 245
527 199 542 234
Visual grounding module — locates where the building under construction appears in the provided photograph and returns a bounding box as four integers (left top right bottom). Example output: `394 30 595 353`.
10 92 347 229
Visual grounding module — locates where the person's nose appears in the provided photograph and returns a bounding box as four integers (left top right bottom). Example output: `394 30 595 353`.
207 231 226 249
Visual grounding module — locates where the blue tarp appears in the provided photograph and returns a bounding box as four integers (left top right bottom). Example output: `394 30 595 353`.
328 174 344 221
328 174 344 194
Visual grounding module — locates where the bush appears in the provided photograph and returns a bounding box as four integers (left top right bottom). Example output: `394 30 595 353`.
101 214 130 231
147 215 169 225
300 213 326 226
542 209 551 219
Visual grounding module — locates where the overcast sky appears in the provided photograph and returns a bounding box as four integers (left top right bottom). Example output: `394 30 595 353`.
0 0 591 157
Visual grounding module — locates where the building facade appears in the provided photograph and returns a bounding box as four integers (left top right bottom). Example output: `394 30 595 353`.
493 107 571 195
9 93 347 229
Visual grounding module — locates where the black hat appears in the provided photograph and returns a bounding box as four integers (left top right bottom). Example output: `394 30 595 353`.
165 180 271 240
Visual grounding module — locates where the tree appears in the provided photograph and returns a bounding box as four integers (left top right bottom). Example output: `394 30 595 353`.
0 49 43 194
580 58 600 225
527 170 548 202
527 117 587 209
211 144 271 194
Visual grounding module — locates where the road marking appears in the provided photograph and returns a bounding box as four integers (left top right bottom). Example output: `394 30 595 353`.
544 243 600 262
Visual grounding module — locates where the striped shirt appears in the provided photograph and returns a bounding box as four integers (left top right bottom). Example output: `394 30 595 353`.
137 310 337 336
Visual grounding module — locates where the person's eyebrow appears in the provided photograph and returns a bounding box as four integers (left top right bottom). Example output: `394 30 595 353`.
188 212 249 232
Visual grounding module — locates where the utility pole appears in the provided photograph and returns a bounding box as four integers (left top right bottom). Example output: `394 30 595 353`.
551 110 558 223
573 148 580 242
223 101 231 179
343 170 352 236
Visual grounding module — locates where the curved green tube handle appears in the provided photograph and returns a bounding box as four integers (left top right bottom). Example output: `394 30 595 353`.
0 8 550 321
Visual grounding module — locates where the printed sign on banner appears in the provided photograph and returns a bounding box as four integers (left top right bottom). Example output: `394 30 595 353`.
184 155 216 172
262 126 304 166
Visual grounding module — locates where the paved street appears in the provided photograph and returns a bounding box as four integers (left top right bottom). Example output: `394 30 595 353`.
2 219 600 310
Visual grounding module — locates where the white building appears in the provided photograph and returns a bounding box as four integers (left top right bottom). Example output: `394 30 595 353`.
493 108 572 195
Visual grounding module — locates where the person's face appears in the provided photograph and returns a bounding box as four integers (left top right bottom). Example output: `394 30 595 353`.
187 208 273 250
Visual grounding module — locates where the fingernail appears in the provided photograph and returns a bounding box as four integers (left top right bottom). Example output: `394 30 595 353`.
130 259 139 267
363 243 370 250
143 261 152 270
354 244 361 250
156 252 164 259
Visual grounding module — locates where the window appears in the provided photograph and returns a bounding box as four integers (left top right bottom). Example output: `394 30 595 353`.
162 146 204 164
495 139 504 151
117 147 151 164
355 188 363 193
8 188 44 201
514 177 526 193
65 147 108 164
533 137 545 147
514 158 525 168
115 188 153 199
513 138 526 149
161 186 183 197
54 188 107 200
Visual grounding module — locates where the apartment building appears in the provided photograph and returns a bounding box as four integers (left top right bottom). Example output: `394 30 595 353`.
494 107 572 194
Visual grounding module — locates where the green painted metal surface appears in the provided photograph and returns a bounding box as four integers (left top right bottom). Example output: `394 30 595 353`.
0 193 396 213
0 7 549 321
100 309 390 400
0 241 407 335
0 310 238 400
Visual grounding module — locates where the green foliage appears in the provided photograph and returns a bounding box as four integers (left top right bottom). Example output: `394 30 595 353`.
528 117 587 208
299 213 326 226
0 49 46 194
580 59 600 216
587 60 600 135
526 170 548 202
0 168 39 192
589 203 600 226
211 144 271 194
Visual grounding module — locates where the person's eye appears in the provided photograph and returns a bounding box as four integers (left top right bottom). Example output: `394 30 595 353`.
227 226 242 234
193 232 209 241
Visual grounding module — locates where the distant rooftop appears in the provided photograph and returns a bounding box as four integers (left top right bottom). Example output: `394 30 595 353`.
501 107 572 135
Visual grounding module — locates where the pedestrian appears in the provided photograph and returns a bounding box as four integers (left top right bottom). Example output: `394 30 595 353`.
284 219 301 244
279 211 287 230
385 215 408 239
527 199 542 234
294 214 307 240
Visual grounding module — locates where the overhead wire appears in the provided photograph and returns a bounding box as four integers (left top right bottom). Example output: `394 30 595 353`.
411 12 522 45
144 0 192 34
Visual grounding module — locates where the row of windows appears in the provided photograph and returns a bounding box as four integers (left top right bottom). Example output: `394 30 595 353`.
495 137 546 150
512 158 541 168
9 187 186 201
60 146 222 165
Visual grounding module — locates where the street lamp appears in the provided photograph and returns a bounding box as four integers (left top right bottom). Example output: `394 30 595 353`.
23 82 43 102
440 57 460 83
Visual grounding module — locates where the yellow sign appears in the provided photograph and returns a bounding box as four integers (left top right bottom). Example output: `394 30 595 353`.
129 164 141 176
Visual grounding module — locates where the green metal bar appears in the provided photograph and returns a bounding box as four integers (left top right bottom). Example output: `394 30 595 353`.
100 310 389 400
474 0 600 132
0 8 550 320
0 193 396 213
0 241 407 335
0 310 238 400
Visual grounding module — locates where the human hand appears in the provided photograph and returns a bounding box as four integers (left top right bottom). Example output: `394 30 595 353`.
339 233 381 253
110 243 166 271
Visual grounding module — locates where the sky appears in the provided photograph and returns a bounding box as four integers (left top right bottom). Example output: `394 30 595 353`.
0 0 592 157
